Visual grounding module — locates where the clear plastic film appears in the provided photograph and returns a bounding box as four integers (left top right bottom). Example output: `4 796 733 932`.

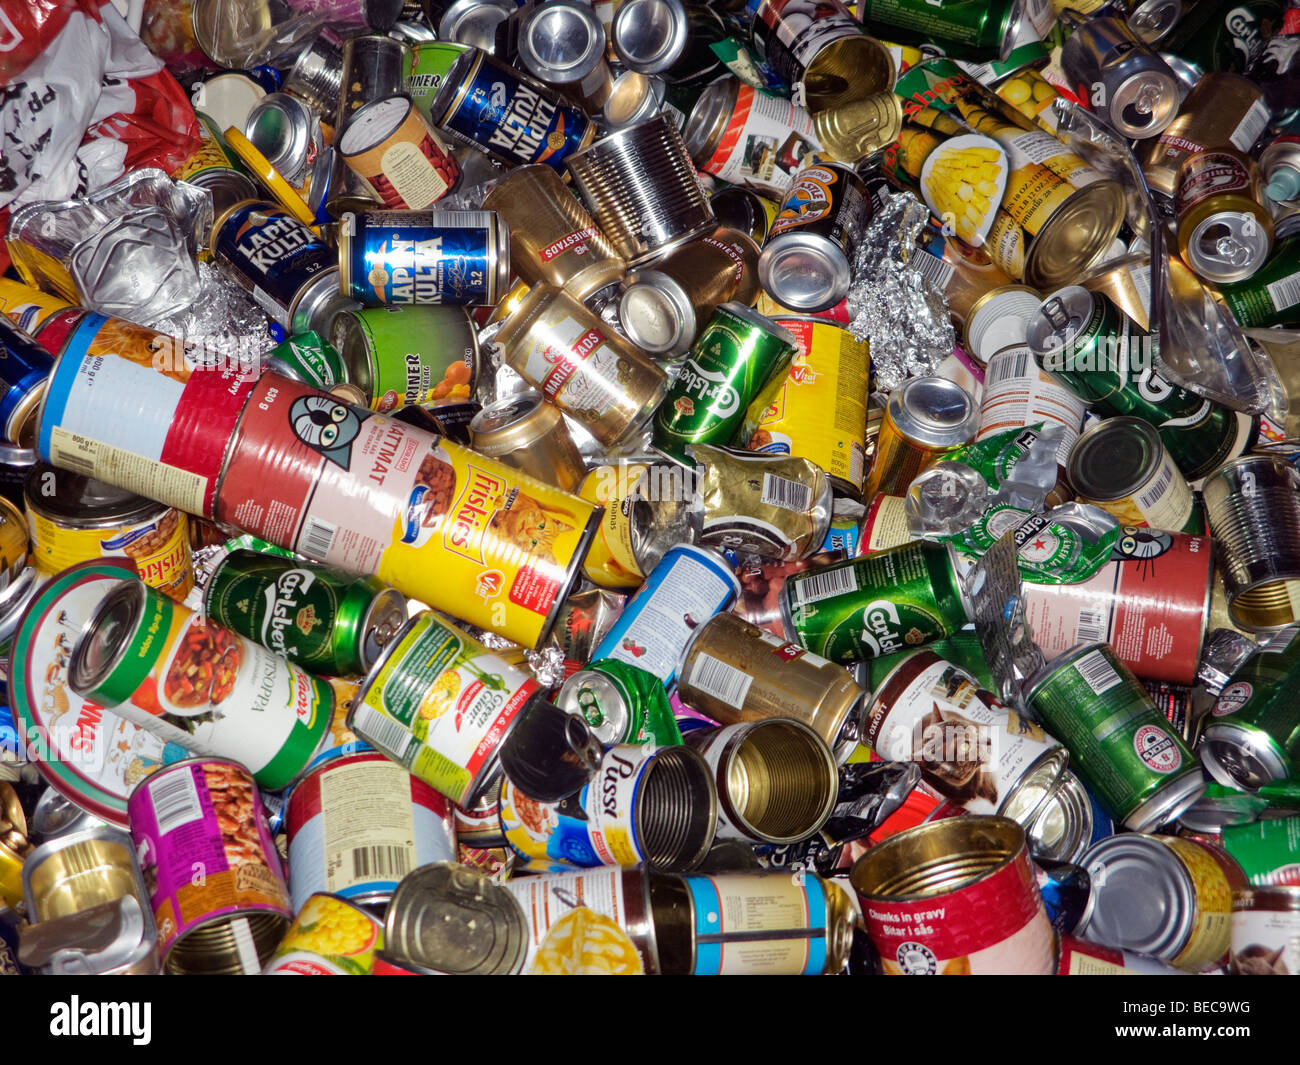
968 532 1044 714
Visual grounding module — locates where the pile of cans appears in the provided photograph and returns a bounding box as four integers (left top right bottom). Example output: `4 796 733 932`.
1 0 1300 978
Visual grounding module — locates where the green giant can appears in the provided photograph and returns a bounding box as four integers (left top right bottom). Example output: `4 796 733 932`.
1026 286 1254 482
653 302 797 463
1201 629 1300 791
204 550 409 677
1023 642 1205 832
780 540 970 664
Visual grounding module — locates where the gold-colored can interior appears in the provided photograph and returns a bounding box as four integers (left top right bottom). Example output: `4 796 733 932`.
27 836 139 921
803 34 896 115
851 816 1023 900
725 721 837 843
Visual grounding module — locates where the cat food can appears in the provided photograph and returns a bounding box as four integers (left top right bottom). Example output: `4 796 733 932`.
25 464 194 601
338 95 460 210
589 544 741 686
338 209 509 307
1020 529 1212 686
1230 886 1300 976
68 577 334 792
33 315 253 518
127 758 292 974
263 892 386 975
851 816 1057 974
215 373 599 648
1055 933 1187 975
285 747 457 912
0 317 54 449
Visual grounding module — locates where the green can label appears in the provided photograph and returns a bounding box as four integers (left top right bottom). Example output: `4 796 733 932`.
332 305 475 412
1210 632 1300 768
1223 816 1300 886
403 42 471 124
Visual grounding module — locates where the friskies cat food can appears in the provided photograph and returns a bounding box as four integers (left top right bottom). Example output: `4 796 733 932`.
215 372 601 648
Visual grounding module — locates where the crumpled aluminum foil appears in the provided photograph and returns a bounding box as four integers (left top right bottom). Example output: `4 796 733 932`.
846 190 956 392
151 262 271 377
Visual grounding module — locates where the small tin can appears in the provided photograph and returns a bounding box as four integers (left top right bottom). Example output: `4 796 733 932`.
1230 885 1300 975
430 47 597 171
1201 630 1300 790
682 720 837 845
499 743 717 873
481 164 621 289
964 286 1043 363
467 391 588 493
0 317 53 449
338 34 408 125
339 209 509 307
24 464 195 601
213 200 354 336
864 376 980 503
1067 417 1197 532
68 577 335 792
127 759 291 974
1022 643 1205 831
851 816 1057 974
495 282 668 449
204 550 407 677
285 748 456 911
330 304 478 411
782 540 971 664
264 331 349 391
282 27 346 117
517 0 614 110
677 611 865 756
1078 832 1240 971
589 543 741 685
759 161 885 313
1059 15 1180 139
1174 147 1274 283
338 95 460 210
263 893 386 975
652 302 798 462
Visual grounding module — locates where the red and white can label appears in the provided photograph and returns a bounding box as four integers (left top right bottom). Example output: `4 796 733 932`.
1134 724 1182 774
1213 682 1252 717
700 83 819 199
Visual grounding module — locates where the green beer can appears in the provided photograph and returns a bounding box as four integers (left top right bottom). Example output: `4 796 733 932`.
1026 285 1254 483
264 330 349 391
205 550 408 677
1223 816 1300 886
858 0 1047 62
1201 630 1300 790
555 659 683 748
653 302 797 463
780 540 970 664
1023 642 1205 832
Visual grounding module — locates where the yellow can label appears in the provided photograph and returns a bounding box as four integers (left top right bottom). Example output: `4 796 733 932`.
579 464 649 589
1163 836 1233 972
0 277 71 331
28 507 195 600
749 320 870 493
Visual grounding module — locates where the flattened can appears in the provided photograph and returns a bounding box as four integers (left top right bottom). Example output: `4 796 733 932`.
1230 886 1300 976
338 209 510 307
781 540 971 664
747 317 871 497
263 893 386 975
264 331 349 390
68 575 334 790
1022 643 1204 831
285 748 456 912
851 816 1056 974
0 317 53 449
127 759 291 974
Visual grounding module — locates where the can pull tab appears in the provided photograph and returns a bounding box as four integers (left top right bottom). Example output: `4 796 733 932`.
1040 296 1076 339
566 714 604 775
1198 223 1252 267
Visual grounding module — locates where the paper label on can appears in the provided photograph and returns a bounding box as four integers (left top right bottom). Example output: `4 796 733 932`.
515 314 623 419
1231 907 1300 975
1133 724 1183 774
501 870 648 975
500 776 602 871
1164 837 1232 970
977 347 1085 467
583 746 649 867
701 83 820 198
29 507 194 600
686 872 827 975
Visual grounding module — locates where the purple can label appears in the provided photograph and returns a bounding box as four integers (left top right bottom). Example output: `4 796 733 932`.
128 760 290 961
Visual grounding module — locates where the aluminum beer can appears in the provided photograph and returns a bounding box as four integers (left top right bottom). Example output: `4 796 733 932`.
864 376 980 503
467 392 588 494
0 317 53 450
1058 15 1180 139
1174 147 1274 283
264 331 349 391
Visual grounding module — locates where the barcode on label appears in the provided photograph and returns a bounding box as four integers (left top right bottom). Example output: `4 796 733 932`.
1230 99 1271 151
913 250 955 291
1075 606 1108 644
987 347 1031 388
150 769 204 835
1076 649 1121 695
352 845 411 881
300 515 336 559
689 652 754 709
1138 464 1173 511
51 443 97 477
761 472 812 512
1130 264 1152 315
352 704 411 760
1266 271 1300 314
793 564 859 605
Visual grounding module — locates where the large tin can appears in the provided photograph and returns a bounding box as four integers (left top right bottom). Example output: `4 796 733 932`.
68 577 334 792
1067 417 1197 532
676 611 864 755
747 317 871 498
1020 528 1212 685
0 317 53 449
263 892 386 975
215 373 599 649
1022 643 1204 831
1230 885 1300 975
429 47 597 171
127 758 291 974
338 94 460 210
782 540 971 664
338 209 510 307
285 748 456 912
1174 147 1274 283
204 550 407 677
851 816 1057 974
864 375 979 503
24 464 194 602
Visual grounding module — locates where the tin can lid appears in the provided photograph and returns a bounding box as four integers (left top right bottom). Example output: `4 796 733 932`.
337 95 415 156
193 72 267 134
1067 416 1165 502
23 462 165 526
603 71 666 130
887 376 979 449
1109 68 1181 138
619 271 693 354
681 76 735 164
1023 182 1127 291
612 0 690 75
66 579 148 702
1122 767 1206 833
1077 833 1196 958
359 587 410 675
1198 723 1290 791
519 1 607 85
757 232 851 314
439 0 515 50
244 93 314 183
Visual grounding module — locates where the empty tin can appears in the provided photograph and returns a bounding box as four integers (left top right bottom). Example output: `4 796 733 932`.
517 0 614 111
283 27 346 117
338 34 408 126
1067 416 1197 531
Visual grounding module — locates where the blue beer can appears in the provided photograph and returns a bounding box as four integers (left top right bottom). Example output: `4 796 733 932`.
0 318 53 448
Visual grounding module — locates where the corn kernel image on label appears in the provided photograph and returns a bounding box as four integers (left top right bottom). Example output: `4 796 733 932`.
264 892 385 975
920 134 1007 246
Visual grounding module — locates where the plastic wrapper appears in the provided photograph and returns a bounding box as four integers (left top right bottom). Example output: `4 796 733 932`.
732 548 848 639
970 532 1044 713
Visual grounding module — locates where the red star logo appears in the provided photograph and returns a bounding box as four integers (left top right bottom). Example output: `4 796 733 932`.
1033 538 1047 551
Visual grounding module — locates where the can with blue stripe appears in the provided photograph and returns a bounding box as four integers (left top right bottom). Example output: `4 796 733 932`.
428 48 597 171
674 870 856 975
588 544 740 686
0 318 53 449
338 209 510 306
